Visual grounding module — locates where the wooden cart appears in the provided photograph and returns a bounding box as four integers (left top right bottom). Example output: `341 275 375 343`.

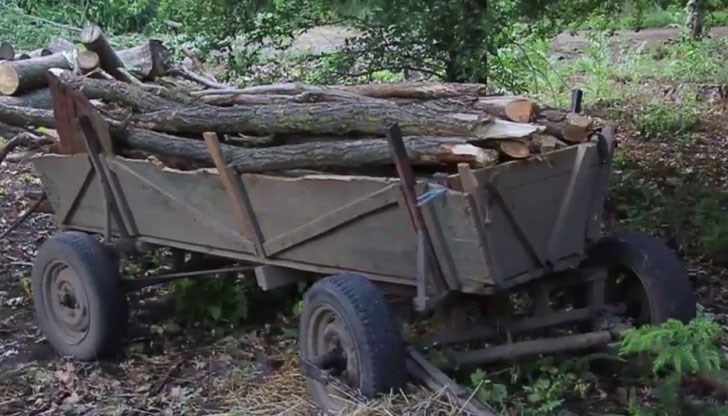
27 81 697 414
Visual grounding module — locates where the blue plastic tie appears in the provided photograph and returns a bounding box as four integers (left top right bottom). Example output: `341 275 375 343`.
417 185 448 207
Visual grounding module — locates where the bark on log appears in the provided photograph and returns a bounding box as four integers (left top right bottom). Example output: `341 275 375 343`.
0 103 56 128
47 37 77 54
0 88 52 109
195 81 489 100
535 110 595 143
76 50 100 74
80 24 125 80
115 128 499 172
474 96 536 122
117 40 170 80
0 42 14 61
49 68 179 113
0 53 73 95
132 101 493 137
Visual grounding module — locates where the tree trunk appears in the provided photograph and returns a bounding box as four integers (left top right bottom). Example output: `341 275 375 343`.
0 53 73 95
206 81 489 99
117 40 170 80
115 128 499 172
0 42 15 61
47 37 77 54
49 69 180 113
0 103 56 128
133 101 493 137
80 24 126 80
0 88 52 109
685 0 704 39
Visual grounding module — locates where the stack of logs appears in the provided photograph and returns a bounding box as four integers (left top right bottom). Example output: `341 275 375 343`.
0 25 607 174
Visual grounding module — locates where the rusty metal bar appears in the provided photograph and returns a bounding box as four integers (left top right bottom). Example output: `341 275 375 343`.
450 330 616 368
385 123 449 310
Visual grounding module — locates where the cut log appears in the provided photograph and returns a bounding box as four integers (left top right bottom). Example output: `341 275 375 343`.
335 82 490 99
49 68 179 113
531 134 567 153
497 139 531 159
0 42 14 61
474 96 536 122
472 118 543 140
0 53 73 95
0 103 56 128
47 37 77 54
0 88 52 109
535 110 595 143
80 24 125 80
114 128 499 172
76 50 100 74
14 53 30 61
133 101 494 137
117 40 170 80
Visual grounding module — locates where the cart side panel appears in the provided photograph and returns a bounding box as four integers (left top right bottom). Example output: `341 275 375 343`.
472 143 604 283
241 174 493 288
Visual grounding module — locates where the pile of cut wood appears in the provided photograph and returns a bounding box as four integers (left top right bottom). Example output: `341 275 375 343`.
0 25 607 174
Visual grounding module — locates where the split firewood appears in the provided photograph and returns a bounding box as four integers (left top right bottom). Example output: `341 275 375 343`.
114 128 499 172
0 42 15 61
0 53 74 95
473 118 544 140
531 134 568 153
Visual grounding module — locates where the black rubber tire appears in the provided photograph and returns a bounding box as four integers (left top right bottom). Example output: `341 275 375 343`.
299 273 406 412
584 231 696 324
31 231 128 360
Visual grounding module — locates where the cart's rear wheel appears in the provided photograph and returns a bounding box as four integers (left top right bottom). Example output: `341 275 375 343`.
584 231 696 325
31 231 128 360
299 274 405 413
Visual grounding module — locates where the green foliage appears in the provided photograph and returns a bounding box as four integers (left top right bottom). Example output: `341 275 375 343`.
619 317 723 377
170 274 249 331
619 100 702 141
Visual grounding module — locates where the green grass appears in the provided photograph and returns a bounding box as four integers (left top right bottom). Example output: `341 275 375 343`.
580 4 728 31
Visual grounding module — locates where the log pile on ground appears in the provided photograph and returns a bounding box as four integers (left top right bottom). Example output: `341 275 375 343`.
0 25 608 174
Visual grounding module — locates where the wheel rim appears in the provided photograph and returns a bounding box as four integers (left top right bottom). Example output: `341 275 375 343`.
42 261 90 345
604 266 652 325
304 304 360 412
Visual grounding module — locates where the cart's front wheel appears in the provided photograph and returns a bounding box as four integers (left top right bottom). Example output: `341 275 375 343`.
299 274 405 413
31 231 128 360
585 231 696 325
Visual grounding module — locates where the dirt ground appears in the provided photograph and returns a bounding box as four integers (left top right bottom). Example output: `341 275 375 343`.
1 27 727 415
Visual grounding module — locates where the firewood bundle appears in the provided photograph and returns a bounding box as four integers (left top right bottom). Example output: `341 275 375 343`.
0 25 608 174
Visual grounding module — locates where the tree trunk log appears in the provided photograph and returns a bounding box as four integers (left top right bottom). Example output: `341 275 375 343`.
0 53 73 95
80 24 125 80
332 82 490 99
0 88 52 109
49 68 180 113
117 40 170 80
0 42 15 61
473 96 536 122
47 37 77 54
685 0 704 39
0 103 56 128
115 128 498 172
132 101 493 137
